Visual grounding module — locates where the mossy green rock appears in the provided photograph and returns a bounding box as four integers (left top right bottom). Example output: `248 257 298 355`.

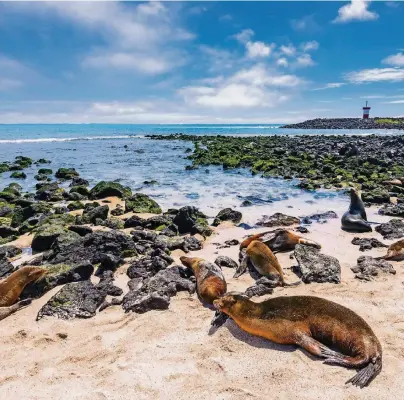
67 201 85 211
32 224 67 251
55 168 79 179
0 163 10 174
36 158 51 164
125 193 162 214
0 217 12 226
70 186 90 197
0 191 18 202
15 156 33 168
90 181 132 199
38 168 53 175
10 171 27 179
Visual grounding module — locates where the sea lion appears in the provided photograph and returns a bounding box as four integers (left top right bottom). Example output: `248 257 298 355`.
341 188 372 232
0 299 32 321
240 229 321 252
234 240 301 286
213 292 382 388
0 266 47 307
180 256 227 305
379 239 404 261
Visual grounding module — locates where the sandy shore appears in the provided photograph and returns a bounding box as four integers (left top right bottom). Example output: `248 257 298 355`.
1 202 404 400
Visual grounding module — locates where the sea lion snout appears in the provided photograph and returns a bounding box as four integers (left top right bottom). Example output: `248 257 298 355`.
180 256 194 268
28 267 48 283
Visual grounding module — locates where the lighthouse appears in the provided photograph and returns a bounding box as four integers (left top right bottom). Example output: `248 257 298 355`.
362 101 371 119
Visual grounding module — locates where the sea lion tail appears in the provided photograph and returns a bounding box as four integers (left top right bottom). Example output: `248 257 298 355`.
283 280 302 287
346 356 382 388
298 238 321 249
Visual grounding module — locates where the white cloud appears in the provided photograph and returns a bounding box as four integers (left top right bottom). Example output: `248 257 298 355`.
313 83 345 90
246 41 274 58
333 1 379 23
234 29 255 44
280 44 296 57
277 58 289 67
290 15 320 32
383 52 404 67
301 41 319 52
382 100 404 104
179 64 303 109
295 54 315 68
345 68 404 83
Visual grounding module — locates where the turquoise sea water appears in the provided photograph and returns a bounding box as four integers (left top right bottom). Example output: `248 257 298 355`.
0 124 399 221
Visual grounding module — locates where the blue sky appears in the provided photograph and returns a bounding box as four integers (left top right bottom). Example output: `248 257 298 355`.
0 1 403 123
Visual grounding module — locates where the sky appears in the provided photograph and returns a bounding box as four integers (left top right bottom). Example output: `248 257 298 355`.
0 0 403 124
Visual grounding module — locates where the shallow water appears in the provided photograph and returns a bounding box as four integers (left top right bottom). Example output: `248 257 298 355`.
0 124 395 222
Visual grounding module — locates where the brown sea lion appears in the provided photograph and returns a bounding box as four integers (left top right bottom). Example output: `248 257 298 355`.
0 266 47 307
235 240 301 286
213 292 382 388
341 188 372 233
180 256 227 305
0 299 32 321
240 229 321 252
379 239 404 261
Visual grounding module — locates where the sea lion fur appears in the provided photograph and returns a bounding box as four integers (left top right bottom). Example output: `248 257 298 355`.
341 189 372 232
213 293 382 388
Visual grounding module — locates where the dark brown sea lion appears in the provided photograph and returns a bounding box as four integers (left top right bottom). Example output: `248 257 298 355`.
0 266 47 307
341 188 372 232
234 240 301 286
379 239 404 261
0 299 32 321
213 292 382 388
180 256 227 305
240 229 321 252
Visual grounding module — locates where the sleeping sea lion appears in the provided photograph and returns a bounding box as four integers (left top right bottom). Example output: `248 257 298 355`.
0 299 32 321
0 266 47 307
378 239 404 261
341 188 372 232
213 292 382 388
234 240 301 286
180 256 227 305
240 229 321 252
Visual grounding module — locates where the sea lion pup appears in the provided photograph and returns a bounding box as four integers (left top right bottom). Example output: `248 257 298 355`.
234 240 301 286
341 188 372 233
0 266 47 307
213 292 382 388
240 229 321 253
180 256 227 305
378 239 404 261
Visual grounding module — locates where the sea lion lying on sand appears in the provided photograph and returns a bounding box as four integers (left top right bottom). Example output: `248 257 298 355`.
235 240 301 286
214 292 382 388
378 239 404 261
240 229 321 253
0 299 32 321
341 189 372 232
180 256 227 305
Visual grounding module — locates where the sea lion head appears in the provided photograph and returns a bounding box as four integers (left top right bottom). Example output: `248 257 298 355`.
213 291 249 313
179 256 196 269
24 267 48 283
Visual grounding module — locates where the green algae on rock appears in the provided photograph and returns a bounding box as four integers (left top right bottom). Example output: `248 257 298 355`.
125 193 162 214
90 181 132 199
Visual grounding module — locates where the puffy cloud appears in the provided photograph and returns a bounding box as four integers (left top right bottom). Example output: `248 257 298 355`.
246 41 275 58
333 1 378 23
280 44 296 57
277 58 289 67
295 54 315 68
301 41 319 52
382 52 404 67
345 68 404 83
233 29 255 44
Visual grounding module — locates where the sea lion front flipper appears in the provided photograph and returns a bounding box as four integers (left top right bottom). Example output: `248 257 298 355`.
283 279 302 287
233 254 248 278
296 334 343 359
210 310 229 328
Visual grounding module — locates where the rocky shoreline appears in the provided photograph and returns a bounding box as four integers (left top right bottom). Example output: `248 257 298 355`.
149 133 404 205
281 117 404 130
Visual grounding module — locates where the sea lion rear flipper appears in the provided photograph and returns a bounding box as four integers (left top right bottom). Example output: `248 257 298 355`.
16 298 32 308
283 280 302 287
233 254 248 278
346 359 382 388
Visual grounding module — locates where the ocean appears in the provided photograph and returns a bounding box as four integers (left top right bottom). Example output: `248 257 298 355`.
1 124 399 222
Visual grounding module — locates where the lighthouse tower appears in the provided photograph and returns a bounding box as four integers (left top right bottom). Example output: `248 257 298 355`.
362 101 371 119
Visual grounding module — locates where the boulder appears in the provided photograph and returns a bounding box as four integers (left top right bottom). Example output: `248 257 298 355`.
245 277 276 298
97 218 124 230
154 235 202 253
351 237 388 252
37 280 105 320
22 262 94 299
143 215 172 230
0 245 22 259
212 208 242 226
10 171 26 179
111 205 124 216
81 205 109 224
31 224 66 252
173 206 207 234
127 249 173 280
90 181 131 199
293 244 341 284
300 211 338 224
124 215 145 229
122 266 196 313
0 253 15 278
351 256 396 281
214 256 238 269
125 193 162 214
67 201 85 211
68 225 93 236
55 168 79 179
375 219 404 240
70 177 89 187
379 204 404 218
37 168 52 175
362 189 390 204
256 213 300 227
69 186 90 197
0 225 19 238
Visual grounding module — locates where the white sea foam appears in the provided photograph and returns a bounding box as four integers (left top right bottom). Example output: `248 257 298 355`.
0 135 143 144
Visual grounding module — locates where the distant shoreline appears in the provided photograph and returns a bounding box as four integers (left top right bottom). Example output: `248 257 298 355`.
282 117 404 130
